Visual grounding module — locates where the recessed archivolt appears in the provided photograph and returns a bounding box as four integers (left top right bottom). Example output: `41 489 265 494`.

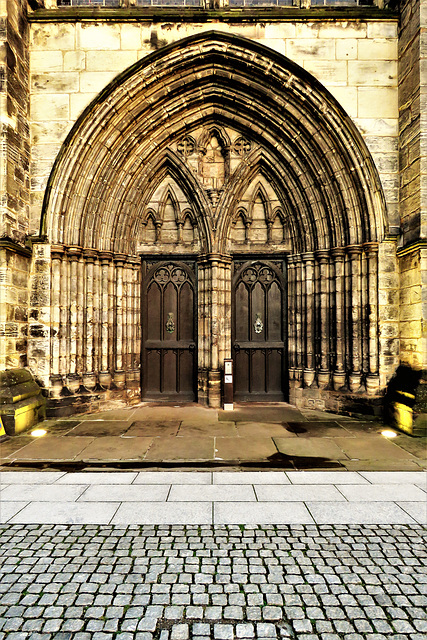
42 31 387 256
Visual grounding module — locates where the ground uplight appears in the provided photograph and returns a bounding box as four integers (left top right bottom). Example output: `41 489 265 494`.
31 429 47 437
381 430 397 438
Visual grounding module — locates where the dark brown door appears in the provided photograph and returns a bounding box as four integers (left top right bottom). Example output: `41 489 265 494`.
232 260 286 401
142 261 196 401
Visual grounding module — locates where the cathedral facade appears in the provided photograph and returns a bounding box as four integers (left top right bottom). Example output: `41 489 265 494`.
1 0 425 415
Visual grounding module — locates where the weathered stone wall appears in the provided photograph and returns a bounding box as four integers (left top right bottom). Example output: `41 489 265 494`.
398 0 427 371
398 245 424 370
0 0 31 370
0 245 31 370
28 14 399 236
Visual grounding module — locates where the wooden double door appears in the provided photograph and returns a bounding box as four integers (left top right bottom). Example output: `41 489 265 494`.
141 258 287 402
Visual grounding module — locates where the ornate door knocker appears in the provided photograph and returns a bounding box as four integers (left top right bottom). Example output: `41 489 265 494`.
166 312 175 333
254 313 263 334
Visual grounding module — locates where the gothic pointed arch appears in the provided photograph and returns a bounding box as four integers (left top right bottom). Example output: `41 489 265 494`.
40 30 387 257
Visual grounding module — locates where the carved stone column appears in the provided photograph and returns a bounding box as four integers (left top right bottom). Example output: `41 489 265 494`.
82 249 97 390
99 252 113 388
364 243 380 395
114 254 126 388
330 248 346 390
50 245 63 397
347 245 363 392
67 246 82 393
302 252 315 387
316 250 330 388
287 256 296 384
294 255 303 388
197 253 232 408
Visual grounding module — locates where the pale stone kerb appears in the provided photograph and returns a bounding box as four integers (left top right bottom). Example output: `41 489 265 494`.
40 31 388 258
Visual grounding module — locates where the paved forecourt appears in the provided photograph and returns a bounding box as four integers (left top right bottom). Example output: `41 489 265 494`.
0 471 426 525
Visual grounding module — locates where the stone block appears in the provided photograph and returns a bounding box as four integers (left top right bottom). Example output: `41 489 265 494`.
335 39 357 60
357 39 398 61
120 23 143 50
327 87 358 118
367 22 398 40
303 60 347 86
70 93 97 120
63 51 86 72
355 118 398 137
31 72 79 93
348 61 397 86
31 121 71 146
400 321 422 338
30 51 63 72
31 94 69 121
79 71 118 94
318 22 367 40
370 152 398 173
31 23 75 51
85 50 138 73
400 303 422 321
78 23 121 51
286 39 335 61
264 23 297 39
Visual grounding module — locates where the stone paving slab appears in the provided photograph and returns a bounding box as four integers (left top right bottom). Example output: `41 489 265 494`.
214 438 278 461
144 437 215 461
273 437 350 459
6 436 94 460
213 502 314 524
78 484 170 502
306 501 419 524
168 485 257 502
111 502 213 525
253 484 346 502
75 436 153 461
336 483 427 502
212 472 290 484
8 501 120 524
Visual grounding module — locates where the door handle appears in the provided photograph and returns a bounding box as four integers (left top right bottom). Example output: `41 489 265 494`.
189 343 196 352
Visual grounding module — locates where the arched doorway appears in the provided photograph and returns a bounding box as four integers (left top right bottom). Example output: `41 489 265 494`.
35 31 388 411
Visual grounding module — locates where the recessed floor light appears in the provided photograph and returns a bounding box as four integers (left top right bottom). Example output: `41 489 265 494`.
31 429 47 437
381 430 397 438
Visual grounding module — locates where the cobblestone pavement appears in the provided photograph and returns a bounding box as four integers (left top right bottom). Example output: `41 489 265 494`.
0 523 426 640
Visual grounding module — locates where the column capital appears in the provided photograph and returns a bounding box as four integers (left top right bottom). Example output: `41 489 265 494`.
51 244 65 259
83 248 98 262
363 242 379 255
302 251 315 263
346 244 363 256
67 246 82 260
315 249 330 262
113 253 127 265
98 251 113 263
330 247 345 259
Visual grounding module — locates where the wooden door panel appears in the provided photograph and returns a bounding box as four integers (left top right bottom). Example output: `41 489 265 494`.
233 260 286 401
142 261 196 401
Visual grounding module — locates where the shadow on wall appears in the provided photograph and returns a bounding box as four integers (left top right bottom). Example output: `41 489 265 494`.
383 364 422 435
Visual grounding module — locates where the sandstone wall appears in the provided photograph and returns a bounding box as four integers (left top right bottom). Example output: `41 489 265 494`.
398 0 427 370
0 0 31 370
28 15 399 237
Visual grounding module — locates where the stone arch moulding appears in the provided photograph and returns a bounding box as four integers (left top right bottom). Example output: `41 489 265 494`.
33 31 390 413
